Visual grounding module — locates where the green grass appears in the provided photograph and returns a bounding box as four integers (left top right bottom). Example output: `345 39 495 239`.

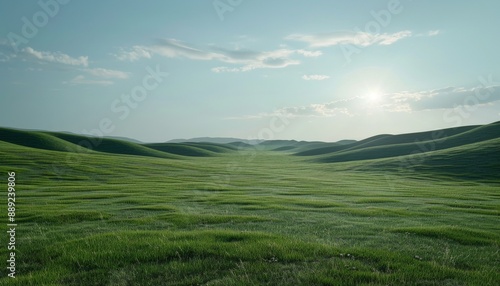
0 125 499 285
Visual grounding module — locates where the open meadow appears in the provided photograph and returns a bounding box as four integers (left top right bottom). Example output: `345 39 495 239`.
0 124 499 285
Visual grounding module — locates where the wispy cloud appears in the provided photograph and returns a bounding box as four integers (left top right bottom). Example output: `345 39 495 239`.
84 68 129 79
386 85 500 111
235 98 358 119
150 39 221 60
296 49 322 57
285 30 412 47
302 74 329 81
113 38 319 72
64 75 114 86
211 66 246 73
113 30 437 72
415 30 441 37
19 46 128 84
111 46 152 62
23 47 88 67
234 85 500 119
211 47 300 71
427 30 440 36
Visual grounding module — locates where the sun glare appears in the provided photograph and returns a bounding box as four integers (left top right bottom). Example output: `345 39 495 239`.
366 90 381 102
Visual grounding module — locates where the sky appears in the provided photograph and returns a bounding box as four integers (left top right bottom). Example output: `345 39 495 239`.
1 0 499 143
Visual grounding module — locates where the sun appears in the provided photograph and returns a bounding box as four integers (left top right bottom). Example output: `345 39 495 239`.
366 90 382 102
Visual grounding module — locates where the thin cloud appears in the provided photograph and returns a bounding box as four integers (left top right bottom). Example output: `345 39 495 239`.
296 49 322 57
85 68 129 79
112 46 152 62
23 47 88 67
233 85 500 119
428 30 440 36
285 30 412 47
211 66 244 73
302 74 329 81
235 98 358 119
415 30 441 37
113 38 309 72
64 75 113 86
387 85 500 111
151 38 220 60
8 45 127 85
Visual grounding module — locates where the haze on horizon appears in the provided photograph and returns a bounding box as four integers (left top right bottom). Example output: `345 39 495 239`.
1 0 499 143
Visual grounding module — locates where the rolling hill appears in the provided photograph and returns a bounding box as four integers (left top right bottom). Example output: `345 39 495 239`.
168 137 262 144
46 132 181 159
143 143 219 157
352 137 500 182
258 139 356 152
1 122 498 179
0 128 237 160
292 121 500 182
295 122 500 163
0 127 84 153
0 122 498 284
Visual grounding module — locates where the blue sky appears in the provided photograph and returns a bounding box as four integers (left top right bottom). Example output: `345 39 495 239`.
1 0 499 142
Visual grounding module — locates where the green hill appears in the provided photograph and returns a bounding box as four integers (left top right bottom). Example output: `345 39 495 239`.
2 122 498 168
257 140 301 151
272 145 298 151
258 140 333 152
291 140 354 153
181 142 238 152
143 143 217 157
294 135 388 156
47 132 180 159
339 125 477 153
312 122 500 163
0 123 498 284
295 125 478 157
0 128 237 159
226 141 253 149
0 127 83 153
354 137 500 182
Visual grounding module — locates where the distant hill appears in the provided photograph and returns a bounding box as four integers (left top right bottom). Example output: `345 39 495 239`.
283 121 500 181
168 137 262 145
226 141 253 149
104 136 143 144
259 139 356 152
46 132 180 159
354 137 500 182
310 121 500 163
144 142 236 157
1 122 498 177
0 128 235 160
293 123 492 158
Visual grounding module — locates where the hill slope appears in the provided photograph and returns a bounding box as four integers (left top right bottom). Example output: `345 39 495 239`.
46 132 181 159
143 143 218 157
0 128 237 159
354 137 500 182
309 122 500 163
0 127 84 153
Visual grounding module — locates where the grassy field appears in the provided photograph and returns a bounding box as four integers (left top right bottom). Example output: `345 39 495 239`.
0 124 499 285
